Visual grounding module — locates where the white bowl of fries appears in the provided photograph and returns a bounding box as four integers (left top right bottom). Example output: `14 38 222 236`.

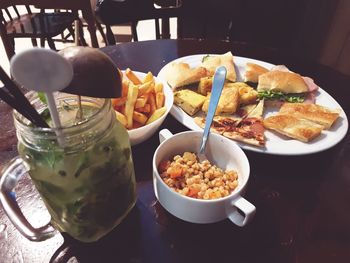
112 69 174 146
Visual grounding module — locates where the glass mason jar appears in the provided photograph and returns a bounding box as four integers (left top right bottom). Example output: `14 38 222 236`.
1 92 136 242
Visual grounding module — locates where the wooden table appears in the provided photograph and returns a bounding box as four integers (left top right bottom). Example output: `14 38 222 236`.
1 39 350 263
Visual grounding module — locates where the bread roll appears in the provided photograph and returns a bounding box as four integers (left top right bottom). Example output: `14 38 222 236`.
244 63 269 83
257 70 308 94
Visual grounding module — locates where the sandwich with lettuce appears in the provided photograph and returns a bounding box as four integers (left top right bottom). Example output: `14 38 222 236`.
256 68 319 104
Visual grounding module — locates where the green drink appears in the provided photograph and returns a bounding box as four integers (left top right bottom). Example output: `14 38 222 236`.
14 93 136 242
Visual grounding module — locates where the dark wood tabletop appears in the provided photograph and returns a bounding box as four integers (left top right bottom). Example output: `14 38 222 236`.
1 39 350 263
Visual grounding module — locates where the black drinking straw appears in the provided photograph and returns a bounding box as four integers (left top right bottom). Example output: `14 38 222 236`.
0 67 49 128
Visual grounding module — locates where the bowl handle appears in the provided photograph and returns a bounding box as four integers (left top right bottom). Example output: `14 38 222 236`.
159 129 173 143
228 196 256 227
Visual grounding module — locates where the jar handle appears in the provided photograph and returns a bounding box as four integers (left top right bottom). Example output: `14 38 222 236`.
0 157 57 241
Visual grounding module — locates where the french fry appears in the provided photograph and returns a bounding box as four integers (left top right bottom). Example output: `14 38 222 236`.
155 92 165 109
146 107 166 124
154 82 163 93
137 104 151 113
122 79 129 97
115 111 127 127
120 105 125 115
125 84 139 129
138 81 154 96
125 68 142 85
148 93 157 114
112 97 127 108
135 95 148 108
116 68 168 131
143 71 154 83
133 111 148 125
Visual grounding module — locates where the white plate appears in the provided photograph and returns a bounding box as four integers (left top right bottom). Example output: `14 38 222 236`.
157 54 348 155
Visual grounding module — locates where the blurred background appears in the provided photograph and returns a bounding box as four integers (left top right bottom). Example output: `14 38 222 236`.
0 0 349 76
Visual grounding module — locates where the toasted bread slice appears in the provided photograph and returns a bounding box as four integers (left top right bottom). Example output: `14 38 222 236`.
279 103 341 129
264 114 324 142
201 52 236 82
222 125 265 147
244 63 269 83
225 82 258 105
202 87 239 115
246 99 264 118
194 116 241 135
221 99 266 147
164 62 208 89
194 100 266 147
174 89 206 116
197 76 213 95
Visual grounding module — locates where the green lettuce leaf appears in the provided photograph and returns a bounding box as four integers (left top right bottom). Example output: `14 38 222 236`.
258 90 305 103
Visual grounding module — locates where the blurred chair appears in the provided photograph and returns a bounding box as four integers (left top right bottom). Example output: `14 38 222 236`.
0 4 80 60
31 0 100 48
95 0 182 45
1 0 102 61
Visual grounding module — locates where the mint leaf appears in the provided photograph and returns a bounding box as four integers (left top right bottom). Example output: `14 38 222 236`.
202 54 211 62
40 108 51 120
37 92 47 104
74 153 90 178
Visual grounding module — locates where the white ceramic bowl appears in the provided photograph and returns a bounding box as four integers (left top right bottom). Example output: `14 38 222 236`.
153 129 256 226
123 71 174 146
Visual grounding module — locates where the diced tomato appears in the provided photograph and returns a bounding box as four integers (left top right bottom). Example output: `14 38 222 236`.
158 160 170 173
187 186 200 197
168 166 183 179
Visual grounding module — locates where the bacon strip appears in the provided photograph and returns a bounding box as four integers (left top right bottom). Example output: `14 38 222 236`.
302 76 319 92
